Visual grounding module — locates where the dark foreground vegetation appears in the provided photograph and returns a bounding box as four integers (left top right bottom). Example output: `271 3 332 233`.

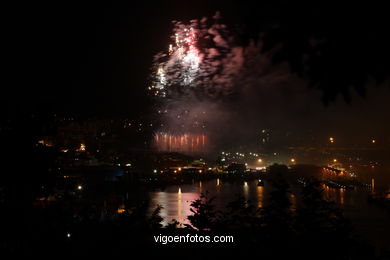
2 165 388 259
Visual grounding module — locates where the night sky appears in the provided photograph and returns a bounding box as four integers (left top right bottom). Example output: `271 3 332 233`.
3 1 390 142
4 1 230 117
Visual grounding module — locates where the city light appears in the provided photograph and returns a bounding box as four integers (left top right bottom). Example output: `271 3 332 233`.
77 185 82 190
117 206 126 214
372 139 376 144
257 158 262 163
329 137 334 143
290 158 296 163
77 143 86 152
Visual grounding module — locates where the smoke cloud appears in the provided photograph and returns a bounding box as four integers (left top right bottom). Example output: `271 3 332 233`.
149 14 390 155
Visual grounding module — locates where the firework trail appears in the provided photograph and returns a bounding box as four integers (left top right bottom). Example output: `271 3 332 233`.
154 133 206 153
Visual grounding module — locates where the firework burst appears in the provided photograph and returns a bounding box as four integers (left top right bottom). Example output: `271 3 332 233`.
149 15 245 100
148 13 276 154
151 25 201 98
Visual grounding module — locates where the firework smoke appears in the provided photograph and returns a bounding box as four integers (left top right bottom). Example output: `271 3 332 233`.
148 13 293 154
148 13 381 156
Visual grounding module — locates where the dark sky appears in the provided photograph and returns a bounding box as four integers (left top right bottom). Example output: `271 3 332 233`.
4 1 232 117
3 1 390 123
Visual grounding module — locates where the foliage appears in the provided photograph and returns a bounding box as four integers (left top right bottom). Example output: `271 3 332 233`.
186 192 220 231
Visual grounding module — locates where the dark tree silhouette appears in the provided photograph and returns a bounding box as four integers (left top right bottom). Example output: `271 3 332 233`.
227 1 390 104
187 193 220 231
149 204 164 230
260 164 293 238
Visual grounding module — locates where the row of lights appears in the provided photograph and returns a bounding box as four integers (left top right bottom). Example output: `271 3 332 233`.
257 158 296 163
153 168 203 174
329 137 376 144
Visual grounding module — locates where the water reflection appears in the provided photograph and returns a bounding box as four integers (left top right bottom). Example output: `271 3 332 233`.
256 186 264 209
340 188 345 205
147 178 390 253
149 180 267 225
150 189 199 225
177 187 182 220
322 184 346 205
243 181 249 198
289 193 297 212
149 180 373 227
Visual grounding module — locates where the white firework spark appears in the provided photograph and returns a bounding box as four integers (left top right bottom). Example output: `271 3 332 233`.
148 14 289 154
151 25 199 97
149 16 243 99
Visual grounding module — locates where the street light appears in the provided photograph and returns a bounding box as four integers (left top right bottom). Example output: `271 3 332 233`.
290 158 296 163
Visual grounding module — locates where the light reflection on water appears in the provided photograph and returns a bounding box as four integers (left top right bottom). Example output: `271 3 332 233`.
148 178 390 241
150 189 198 225
148 179 267 226
257 186 264 209
322 184 347 205
148 179 390 252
